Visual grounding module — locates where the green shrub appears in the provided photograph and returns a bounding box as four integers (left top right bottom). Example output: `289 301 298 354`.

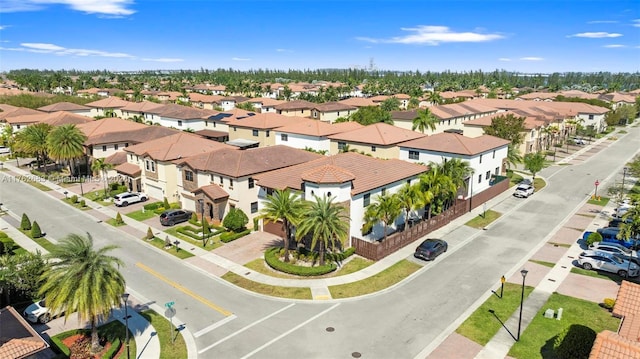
146 227 154 240
163 197 170 210
50 336 71 356
203 218 211 234
20 213 32 230
586 232 603 246
79 199 86 207
101 337 121 359
264 247 336 276
143 201 163 211
31 221 42 238
0 231 8 239
70 194 78 203
220 229 250 243
190 212 198 223
253 218 259 231
222 208 248 232
603 298 616 310
553 324 597 359
115 212 124 225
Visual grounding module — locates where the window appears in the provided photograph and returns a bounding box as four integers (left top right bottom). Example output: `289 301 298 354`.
252 129 259 137
248 177 254 189
479 154 483 163
114 144 119 150
129 154 133 160
213 122 216 128
492 150 496 159
229 179 234 188
266 130 270 137
381 188 386 196
185 170 194 182
102 145 107 152
210 174 215 182
363 193 370 207
125 143 129 147
145 160 150 171
408 150 419 160
338 142 346 151
371 146 376 152
233 127 237 132
281 133 288 141
495 167 500 175
486 171 490 180
178 120 183 127
266 188 273 196
478 174 482 183
219 176 223 185
151 162 155 172
251 202 258 213
589 115 594 120
205 121 208 127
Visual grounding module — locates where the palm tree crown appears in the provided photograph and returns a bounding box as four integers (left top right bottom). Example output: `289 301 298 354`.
412 108 439 133
47 124 87 174
258 189 305 262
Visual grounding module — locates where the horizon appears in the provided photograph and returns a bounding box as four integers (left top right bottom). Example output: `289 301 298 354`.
0 0 639 73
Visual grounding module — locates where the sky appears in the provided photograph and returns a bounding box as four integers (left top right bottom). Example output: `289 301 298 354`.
0 0 638 74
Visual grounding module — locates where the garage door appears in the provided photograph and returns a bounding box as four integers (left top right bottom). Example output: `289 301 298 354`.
145 182 164 201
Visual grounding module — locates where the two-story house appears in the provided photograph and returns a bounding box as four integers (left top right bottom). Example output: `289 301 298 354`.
227 112 309 147
37 102 92 116
274 100 316 118
327 122 426 158
143 103 220 131
310 102 358 123
274 121 363 153
85 97 131 118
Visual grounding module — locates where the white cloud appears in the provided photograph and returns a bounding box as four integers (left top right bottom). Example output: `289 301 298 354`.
498 58 512 62
520 57 544 61
568 32 623 38
356 25 504 45
232 57 251 61
0 0 135 16
587 20 618 24
142 57 184 63
632 19 640 28
276 48 293 53
20 42 133 57
603 44 626 48
0 25 7 30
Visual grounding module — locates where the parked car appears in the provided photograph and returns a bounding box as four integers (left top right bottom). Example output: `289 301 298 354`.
0 146 11 154
519 178 533 186
513 184 534 198
113 192 148 207
23 299 51 323
577 250 639 278
414 239 448 261
588 242 639 264
159 209 193 226
573 137 587 145
609 217 633 228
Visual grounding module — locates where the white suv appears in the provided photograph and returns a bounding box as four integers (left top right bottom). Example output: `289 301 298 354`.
588 242 639 264
23 300 51 323
114 192 148 207
578 250 639 278
513 184 534 198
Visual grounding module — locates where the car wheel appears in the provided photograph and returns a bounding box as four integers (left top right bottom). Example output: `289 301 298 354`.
618 270 628 278
122 201 129 207
39 313 51 323
582 263 593 270
168 220 175 226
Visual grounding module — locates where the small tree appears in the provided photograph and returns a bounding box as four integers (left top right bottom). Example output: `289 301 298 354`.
70 194 78 204
223 208 248 232
146 227 154 240
21 213 32 231
523 151 547 179
31 221 42 238
115 212 124 225
191 212 198 223
586 232 603 246
163 197 170 210
79 199 86 208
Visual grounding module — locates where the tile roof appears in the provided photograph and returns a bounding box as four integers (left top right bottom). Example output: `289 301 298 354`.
78 117 150 140
254 152 428 195
145 103 219 120
275 120 363 137
0 107 43 121
242 97 285 107
429 102 498 119
187 92 225 104
230 112 309 129
115 162 141 177
179 145 323 178
120 101 165 112
193 184 229 200
84 97 131 108
463 110 547 130
104 151 127 165
0 306 49 359
368 95 390 102
301 164 356 184
274 100 317 111
37 102 91 112
312 101 357 112
328 122 426 145
194 129 228 138
339 97 378 107
589 330 640 359
4 111 91 127
400 133 510 155
125 132 233 161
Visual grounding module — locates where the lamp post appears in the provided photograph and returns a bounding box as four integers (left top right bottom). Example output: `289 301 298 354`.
517 269 528 341
500 275 506 299
198 198 205 247
121 293 130 359
622 167 629 197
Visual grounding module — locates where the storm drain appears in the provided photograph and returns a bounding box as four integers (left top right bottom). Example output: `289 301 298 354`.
326 327 334 332
352 352 362 358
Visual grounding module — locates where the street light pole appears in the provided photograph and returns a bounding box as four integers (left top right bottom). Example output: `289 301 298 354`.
622 167 629 198
517 269 528 341
121 293 130 359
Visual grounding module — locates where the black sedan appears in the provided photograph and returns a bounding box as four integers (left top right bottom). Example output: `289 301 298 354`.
414 239 448 261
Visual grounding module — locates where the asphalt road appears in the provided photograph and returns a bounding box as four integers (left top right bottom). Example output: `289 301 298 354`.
1 124 638 359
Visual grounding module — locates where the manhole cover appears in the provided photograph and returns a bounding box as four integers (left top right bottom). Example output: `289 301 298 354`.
326 327 334 332
352 352 362 358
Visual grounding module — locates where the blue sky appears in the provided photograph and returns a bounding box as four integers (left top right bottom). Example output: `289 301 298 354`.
0 0 638 73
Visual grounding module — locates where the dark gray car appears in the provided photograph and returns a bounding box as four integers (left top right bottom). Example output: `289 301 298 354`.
159 209 193 226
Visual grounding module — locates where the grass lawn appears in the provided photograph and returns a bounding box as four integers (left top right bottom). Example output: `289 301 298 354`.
84 189 115 206
508 293 620 359
61 197 90 210
508 171 524 187
333 257 375 276
465 210 501 229
328 260 421 299
143 237 195 259
243 255 374 279
24 179 52 191
456 283 535 345
140 310 187 359
533 178 546 191
106 218 126 227
222 272 312 299
126 209 157 221
19 229 57 252
587 196 610 206
528 259 556 268
163 227 221 250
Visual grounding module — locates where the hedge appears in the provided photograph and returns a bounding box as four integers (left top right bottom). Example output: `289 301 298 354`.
175 226 222 240
264 247 337 276
220 229 250 243
50 329 84 356
101 337 121 359
143 201 163 211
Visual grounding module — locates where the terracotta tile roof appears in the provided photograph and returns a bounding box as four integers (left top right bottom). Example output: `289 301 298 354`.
124 132 233 161
230 112 309 129
368 95 390 102
400 133 510 155
104 151 127 165
391 110 419 121
120 101 165 112
312 102 357 112
194 129 228 138
301 164 356 184
85 97 131 108
242 97 286 107
274 100 317 111
275 120 363 137
179 145 323 178
430 102 498 119
560 90 600 100
589 330 640 359
0 104 19 114
339 97 377 107
0 107 43 121
193 184 229 200
254 152 428 195
0 306 49 359
439 91 477 99
37 102 91 112
187 92 225 104
145 103 219 120
115 162 141 177
464 110 547 130
328 122 426 145
42 111 94 126
78 117 149 140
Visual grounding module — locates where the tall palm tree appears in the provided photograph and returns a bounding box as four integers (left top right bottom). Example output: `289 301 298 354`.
363 193 402 240
419 166 456 218
14 123 52 173
39 233 125 354
427 91 443 106
47 124 87 175
296 195 349 266
439 158 475 197
91 158 114 197
619 205 640 245
258 189 305 262
506 144 522 170
395 183 422 230
412 108 439 134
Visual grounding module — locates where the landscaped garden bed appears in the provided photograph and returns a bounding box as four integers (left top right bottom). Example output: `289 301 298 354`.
50 320 135 359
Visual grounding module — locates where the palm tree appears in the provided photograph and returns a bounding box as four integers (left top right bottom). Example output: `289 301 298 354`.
258 189 305 262
412 108 439 134
47 124 87 175
39 233 125 354
506 144 522 170
419 166 456 218
439 158 475 197
363 193 402 240
427 91 443 106
91 158 114 197
14 123 52 173
296 195 349 266
619 205 640 246
395 183 423 230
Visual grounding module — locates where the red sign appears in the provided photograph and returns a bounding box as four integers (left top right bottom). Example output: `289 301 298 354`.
595 180 600 186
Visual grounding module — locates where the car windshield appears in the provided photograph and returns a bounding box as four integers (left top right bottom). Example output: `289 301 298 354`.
611 255 624 264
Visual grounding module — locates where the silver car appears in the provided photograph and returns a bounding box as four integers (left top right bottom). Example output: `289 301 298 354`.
513 184 534 198
577 250 639 278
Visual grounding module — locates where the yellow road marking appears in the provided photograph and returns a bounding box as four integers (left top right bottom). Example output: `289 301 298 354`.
136 262 233 316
